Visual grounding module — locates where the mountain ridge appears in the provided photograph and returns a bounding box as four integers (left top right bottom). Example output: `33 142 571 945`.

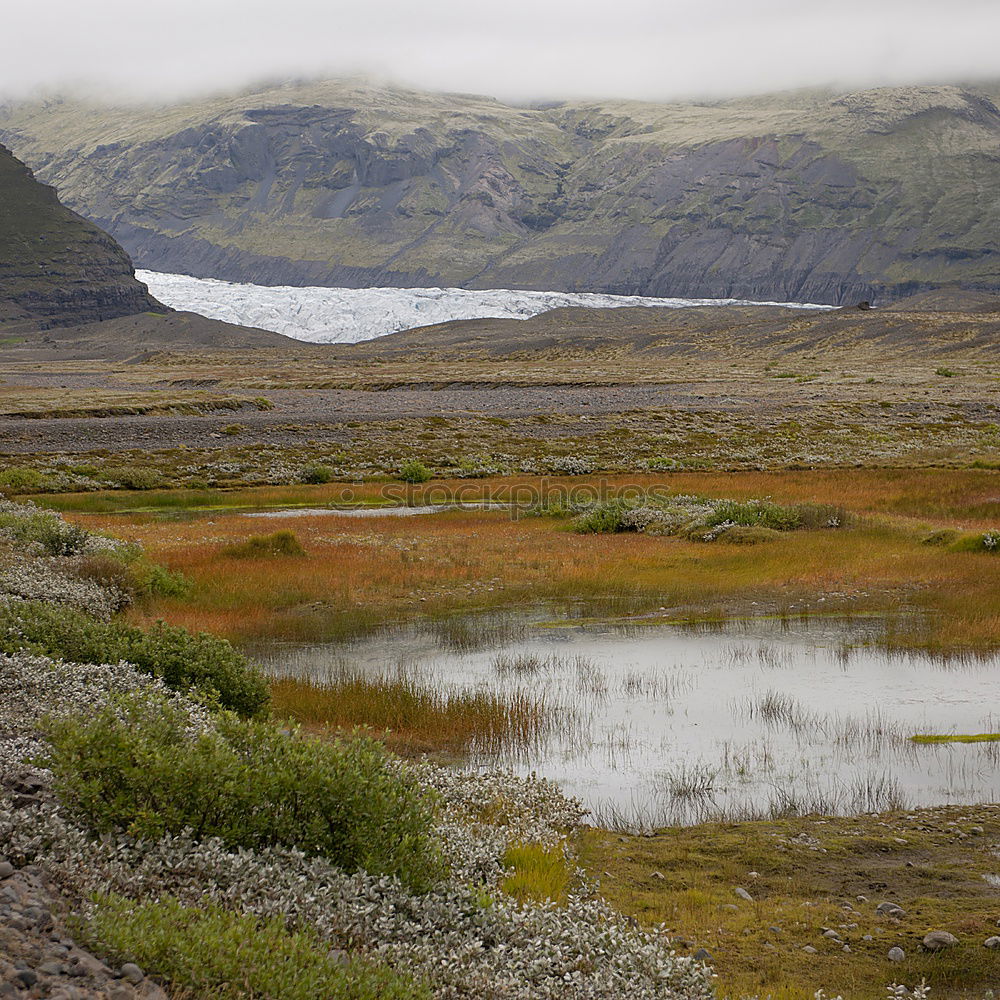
4 79 1000 305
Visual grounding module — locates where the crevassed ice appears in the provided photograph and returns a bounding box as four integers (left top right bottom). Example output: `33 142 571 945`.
138 270 833 345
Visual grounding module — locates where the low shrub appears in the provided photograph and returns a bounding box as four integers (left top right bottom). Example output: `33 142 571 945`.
223 530 305 558
100 466 166 491
300 463 334 484
79 894 429 1000
0 466 45 492
950 530 1000 553
921 528 961 547
399 460 432 484
714 524 782 545
573 500 631 534
73 548 189 601
0 509 89 555
703 499 803 532
0 602 267 717
44 696 443 891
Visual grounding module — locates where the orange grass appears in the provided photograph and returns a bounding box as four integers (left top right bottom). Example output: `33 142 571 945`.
270 672 562 757
68 469 1000 652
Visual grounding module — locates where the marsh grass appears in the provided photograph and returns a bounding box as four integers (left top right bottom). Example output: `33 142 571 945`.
64 469 1000 654
269 671 567 757
911 732 1000 744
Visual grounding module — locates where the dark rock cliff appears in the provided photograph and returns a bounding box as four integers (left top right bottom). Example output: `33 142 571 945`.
0 144 161 328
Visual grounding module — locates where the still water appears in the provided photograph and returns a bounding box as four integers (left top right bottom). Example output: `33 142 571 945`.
254 615 1000 826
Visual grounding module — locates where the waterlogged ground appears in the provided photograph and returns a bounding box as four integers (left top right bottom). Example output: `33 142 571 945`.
254 615 1000 827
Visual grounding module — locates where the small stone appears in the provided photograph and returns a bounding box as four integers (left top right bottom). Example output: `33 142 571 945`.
823 929 841 941
856 894 868 903
922 930 959 952
13 970 37 988
37 960 63 975
0 863 13 880
651 871 665 880
969 825 985 835
888 946 905 962
119 963 144 985
734 887 754 902
863 934 874 942
876 901 906 918
720 904 739 912
768 926 782 934
802 945 818 954
984 936 1000 949
692 947 712 962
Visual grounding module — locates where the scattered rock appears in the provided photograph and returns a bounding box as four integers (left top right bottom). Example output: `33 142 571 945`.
922 930 959 952
692 947 712 963
888 946 905 962
876 901 906 918
802 945 818 954
118 964 144 985
651 871 665 880
822 929 841 941
984 936 1000 949
733 887 754 902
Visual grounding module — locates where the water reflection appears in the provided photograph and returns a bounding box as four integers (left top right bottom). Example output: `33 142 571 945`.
252 615 1000 827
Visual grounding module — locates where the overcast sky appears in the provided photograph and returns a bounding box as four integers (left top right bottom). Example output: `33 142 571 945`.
4 0 999 104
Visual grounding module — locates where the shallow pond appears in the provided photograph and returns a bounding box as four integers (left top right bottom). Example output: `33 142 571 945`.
253 615 1000 826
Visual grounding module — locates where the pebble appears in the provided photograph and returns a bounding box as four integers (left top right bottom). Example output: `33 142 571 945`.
875 901 906 918
733 887 754 902
0 862 13 880
692 947 712 963
984 936 1000 949
802 945 818 954
888 946 905 962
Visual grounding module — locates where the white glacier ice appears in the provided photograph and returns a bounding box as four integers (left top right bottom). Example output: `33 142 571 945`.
138 270 834 345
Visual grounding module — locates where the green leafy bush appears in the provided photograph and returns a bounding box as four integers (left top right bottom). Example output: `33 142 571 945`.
949 530 1000 553
0 602 267 717
101 466 166 491
0 466 45 491
45 696 443 891
223 530 305 558
573 500 630 534
301 463 334 484
80 894 429 1000
713 525 782 545
703 499 803 532
0 509 89 555
399 460 432 484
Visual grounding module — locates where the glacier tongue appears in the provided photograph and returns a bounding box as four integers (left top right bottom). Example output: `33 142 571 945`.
138 270 832 345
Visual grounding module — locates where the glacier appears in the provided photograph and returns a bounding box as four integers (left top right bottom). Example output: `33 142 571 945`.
138 270 834 345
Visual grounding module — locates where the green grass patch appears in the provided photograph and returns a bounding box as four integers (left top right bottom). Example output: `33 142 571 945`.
78 894 429 1000
501 843 571 905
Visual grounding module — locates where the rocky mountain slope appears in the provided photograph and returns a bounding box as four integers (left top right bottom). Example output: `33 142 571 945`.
0 143 160 328
3 80 1000 305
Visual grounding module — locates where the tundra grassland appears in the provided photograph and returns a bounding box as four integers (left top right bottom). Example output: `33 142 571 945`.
58 469 1000 655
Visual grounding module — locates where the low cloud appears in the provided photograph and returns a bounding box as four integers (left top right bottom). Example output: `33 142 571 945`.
4 0 998 104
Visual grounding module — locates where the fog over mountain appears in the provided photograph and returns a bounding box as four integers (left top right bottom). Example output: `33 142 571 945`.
3 0 999 103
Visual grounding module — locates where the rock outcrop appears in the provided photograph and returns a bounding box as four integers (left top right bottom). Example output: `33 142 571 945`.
3 81 1000 304
0 144 161 329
